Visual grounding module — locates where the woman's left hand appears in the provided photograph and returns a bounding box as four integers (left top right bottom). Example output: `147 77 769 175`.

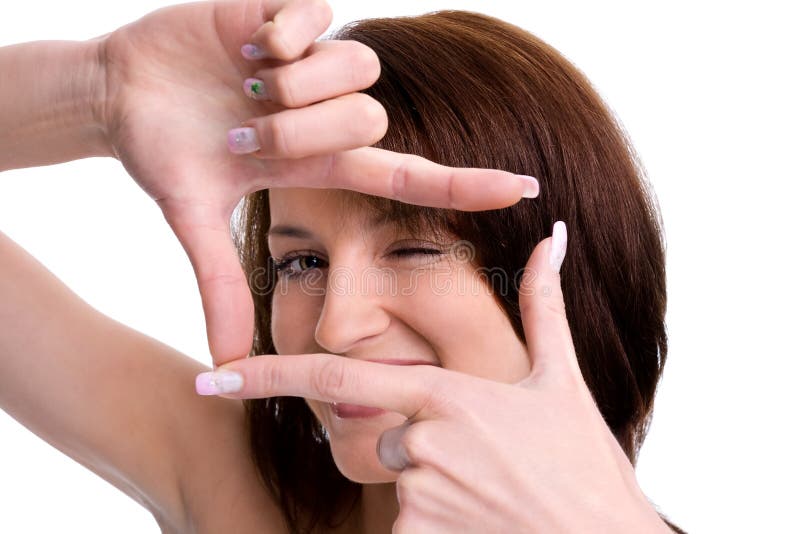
199 226 670 533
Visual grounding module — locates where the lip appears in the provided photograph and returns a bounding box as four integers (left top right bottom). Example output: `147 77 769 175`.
331 402 387 418
364 358 440 366
329 359 439 419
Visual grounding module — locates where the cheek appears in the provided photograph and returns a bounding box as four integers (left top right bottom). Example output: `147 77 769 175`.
271 288 322 354
402 275 530 382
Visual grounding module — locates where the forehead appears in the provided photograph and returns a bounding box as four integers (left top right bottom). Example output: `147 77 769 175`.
268 188 378 226
269 187 345 215
268 188 456 244
268 188 405 246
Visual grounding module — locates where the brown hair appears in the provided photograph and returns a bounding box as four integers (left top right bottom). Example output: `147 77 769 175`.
236 10 683 534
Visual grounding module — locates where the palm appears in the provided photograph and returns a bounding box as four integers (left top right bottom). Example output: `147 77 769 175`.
97 1 294 362
103 0 274 215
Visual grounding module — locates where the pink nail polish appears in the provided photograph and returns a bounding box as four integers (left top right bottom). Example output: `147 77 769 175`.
549 221 568 273
243 77 269 100
195 371 243 395
518 175 540 198
227 127 260 154
241 43 269 60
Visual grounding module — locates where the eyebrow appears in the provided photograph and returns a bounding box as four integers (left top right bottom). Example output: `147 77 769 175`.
267 224 315 239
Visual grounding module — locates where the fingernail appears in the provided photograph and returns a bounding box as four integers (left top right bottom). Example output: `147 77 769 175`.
243 77 269 100
518 175 540 198
241 43 269 60
196 370 243 395
227 127 260 154
549 221 568 273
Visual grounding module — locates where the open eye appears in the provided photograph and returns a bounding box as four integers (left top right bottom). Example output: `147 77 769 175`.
272 252 328 278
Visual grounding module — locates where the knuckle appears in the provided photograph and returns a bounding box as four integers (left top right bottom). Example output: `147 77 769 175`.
312 358 349 398
431 386 470 420
263 26 294 60
265 115 293 158
390 156 414 200
256 359 282 393
446 166 457 210
400 426 432 464
273 63 299 107
522 283 566 319
540 288 567 317
308 0 334 28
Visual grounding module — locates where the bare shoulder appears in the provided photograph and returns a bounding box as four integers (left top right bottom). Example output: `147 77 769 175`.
164 365 289 534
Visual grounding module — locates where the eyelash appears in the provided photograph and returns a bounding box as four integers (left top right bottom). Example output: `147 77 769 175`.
272 247 443 279
271 251 325 279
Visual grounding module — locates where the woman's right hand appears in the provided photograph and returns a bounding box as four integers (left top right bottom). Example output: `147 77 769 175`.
97 0 538 366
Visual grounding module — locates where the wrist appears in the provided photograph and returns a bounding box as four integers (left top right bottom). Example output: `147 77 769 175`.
0 38 113 171
84 36 114 160
60 37 114 160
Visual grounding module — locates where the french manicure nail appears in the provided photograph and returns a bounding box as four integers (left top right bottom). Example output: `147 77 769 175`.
549 221 568 273
196 370 243 395
243 77 269 100
518 175 540 198
241 43 269 60
227 127 260 154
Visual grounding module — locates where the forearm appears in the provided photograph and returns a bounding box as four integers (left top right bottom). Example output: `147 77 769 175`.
0 38 112 171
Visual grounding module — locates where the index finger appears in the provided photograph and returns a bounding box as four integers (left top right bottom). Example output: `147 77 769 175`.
265 146 540 211
199 353 466 420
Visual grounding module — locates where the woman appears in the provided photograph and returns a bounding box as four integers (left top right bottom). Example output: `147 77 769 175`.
216 11 684 533
0 0 683 532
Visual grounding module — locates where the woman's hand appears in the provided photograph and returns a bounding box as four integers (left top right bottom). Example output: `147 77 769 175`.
96 0 537 365
200 222 670 533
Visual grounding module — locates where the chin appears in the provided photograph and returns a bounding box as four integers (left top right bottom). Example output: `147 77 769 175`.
327 415 407 484
331 441 400 483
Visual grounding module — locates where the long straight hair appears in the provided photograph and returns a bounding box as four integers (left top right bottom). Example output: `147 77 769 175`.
236 10 683 533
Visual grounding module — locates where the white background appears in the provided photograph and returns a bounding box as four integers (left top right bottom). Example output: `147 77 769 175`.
1 0 798 532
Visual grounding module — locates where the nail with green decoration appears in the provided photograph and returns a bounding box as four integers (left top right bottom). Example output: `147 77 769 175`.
243 77 269 100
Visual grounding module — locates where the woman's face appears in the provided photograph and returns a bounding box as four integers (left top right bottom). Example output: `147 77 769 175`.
268 188 530 483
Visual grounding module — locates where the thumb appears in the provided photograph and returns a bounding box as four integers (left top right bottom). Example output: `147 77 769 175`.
517 221 582 387
160 200 254 366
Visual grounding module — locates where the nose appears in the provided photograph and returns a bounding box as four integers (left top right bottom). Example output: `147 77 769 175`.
314 263 392 354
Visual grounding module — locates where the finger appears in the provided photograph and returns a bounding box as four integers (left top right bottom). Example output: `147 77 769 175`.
247 40 381 108
201 353 471 419
252 147 538 210
329 148 538 211
516 220 584 388
378 420 458 472
159 200 254 366
246 0 333 61
377 420 412 471
238 92 387 159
